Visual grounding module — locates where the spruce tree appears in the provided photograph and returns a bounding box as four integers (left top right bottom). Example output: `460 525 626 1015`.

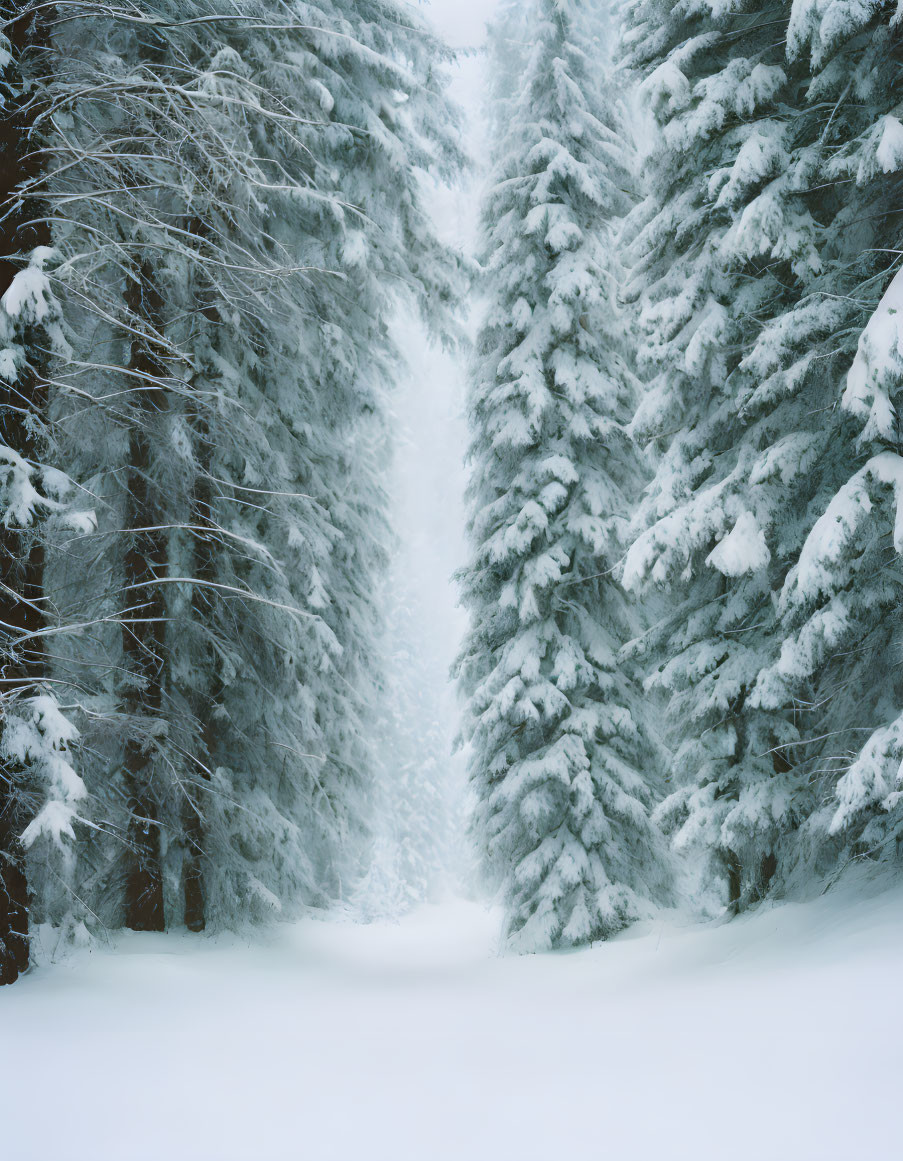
458 0 667 951
750 2 903 879
619 0 900 907
0 3 89 981
22 0 462 934
623 1 806 908
169 0 464 923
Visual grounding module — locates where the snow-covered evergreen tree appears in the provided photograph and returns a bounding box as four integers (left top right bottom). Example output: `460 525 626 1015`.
749 2 903 880
22 0 462 936
0 7 91 981
458 0 668 952
623 0 801 909
619 0 901 907
0 246 91 952
168 0 465 923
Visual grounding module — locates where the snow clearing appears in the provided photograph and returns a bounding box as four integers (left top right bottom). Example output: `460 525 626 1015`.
2 875 900 1161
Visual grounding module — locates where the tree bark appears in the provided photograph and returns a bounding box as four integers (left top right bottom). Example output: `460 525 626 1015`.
180 217 223 933
181 416 217 932
121 262 168 932
0 2 54 984
724 847 743 914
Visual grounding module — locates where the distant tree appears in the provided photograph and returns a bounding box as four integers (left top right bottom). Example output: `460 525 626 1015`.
459 0 668 951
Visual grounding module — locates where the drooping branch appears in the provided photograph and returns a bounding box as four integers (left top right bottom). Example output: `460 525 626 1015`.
0 0 55 985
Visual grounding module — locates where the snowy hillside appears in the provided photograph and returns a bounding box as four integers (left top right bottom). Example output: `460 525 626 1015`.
3 877 901 1161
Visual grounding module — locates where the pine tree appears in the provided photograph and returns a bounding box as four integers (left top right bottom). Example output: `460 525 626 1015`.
169 0 465 924
19 0 462 935
458 0 667 952
749 2 903 880
622 0 795 910
619 0 896 908
0 3 90 981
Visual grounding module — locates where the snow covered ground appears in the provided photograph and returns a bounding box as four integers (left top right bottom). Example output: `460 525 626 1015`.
3 879 901 1161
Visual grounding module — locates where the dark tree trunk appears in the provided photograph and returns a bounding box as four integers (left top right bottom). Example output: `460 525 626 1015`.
0 2 54 984
180 217 223 933
181 417 217 932
724 847 743 914
760 850 777 893
121 262 169 932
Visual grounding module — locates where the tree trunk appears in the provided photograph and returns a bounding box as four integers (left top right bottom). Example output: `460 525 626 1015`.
0 2 54 984
121 262 168 932
181 416 217 932
758 850 777 898
724 847 743 915
180 218 223 933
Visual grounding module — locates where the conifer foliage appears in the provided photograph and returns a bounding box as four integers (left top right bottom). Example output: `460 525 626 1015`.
759 1 903 873
0 0 462 975
0 2 89 983
458 0 667 951
620 0 903 904
621 0 843 908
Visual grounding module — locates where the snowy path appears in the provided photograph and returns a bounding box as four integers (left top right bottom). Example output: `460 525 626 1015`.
2 885 902 1161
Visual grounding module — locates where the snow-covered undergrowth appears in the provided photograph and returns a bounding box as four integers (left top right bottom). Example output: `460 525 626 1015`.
2 879 900 1161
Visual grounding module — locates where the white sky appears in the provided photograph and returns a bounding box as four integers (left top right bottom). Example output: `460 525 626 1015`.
385 0 500 785
419 0 495 48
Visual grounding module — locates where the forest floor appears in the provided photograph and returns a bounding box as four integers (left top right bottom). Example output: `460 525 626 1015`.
2 875 901 1161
